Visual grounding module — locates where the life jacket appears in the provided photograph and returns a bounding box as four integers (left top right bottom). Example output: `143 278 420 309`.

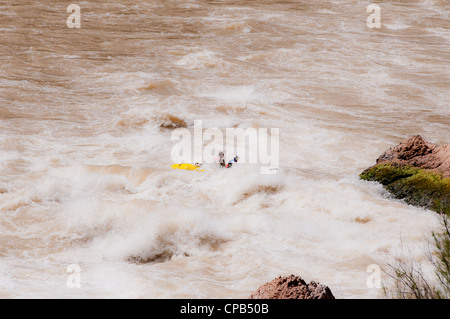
226 159 236 168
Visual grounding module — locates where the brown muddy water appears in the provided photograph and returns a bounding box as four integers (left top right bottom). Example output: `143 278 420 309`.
0 0 448 298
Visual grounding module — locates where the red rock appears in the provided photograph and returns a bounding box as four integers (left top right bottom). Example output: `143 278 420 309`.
250 275 335 299
376 135 450 178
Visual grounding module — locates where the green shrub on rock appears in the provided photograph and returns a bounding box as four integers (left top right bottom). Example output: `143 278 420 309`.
360 164 450 214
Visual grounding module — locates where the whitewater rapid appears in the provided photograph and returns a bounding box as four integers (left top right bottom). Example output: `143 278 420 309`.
0 0 448 298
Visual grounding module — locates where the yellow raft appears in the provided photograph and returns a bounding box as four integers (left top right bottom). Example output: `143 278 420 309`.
171 163 204 172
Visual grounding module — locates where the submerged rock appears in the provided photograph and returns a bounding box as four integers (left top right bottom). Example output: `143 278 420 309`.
361 136 450 214
158 113 187 130
250 275 335 299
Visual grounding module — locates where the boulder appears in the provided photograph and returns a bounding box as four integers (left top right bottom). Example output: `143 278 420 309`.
375 135 450 178
361 136 450 214
250 275 335 299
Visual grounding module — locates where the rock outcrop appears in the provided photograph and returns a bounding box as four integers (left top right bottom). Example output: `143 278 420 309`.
250 275 335 299
375 135 450 178
361 136 450 214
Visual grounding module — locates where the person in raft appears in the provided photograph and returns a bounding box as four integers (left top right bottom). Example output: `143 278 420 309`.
226 155 239 168
218 152 226 168
217 152 239 168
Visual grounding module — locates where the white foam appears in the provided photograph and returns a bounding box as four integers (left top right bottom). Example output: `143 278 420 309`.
175 50 226 70
385 24 410 30
426 27 450 42
198 85 258 103
0 0 448 299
